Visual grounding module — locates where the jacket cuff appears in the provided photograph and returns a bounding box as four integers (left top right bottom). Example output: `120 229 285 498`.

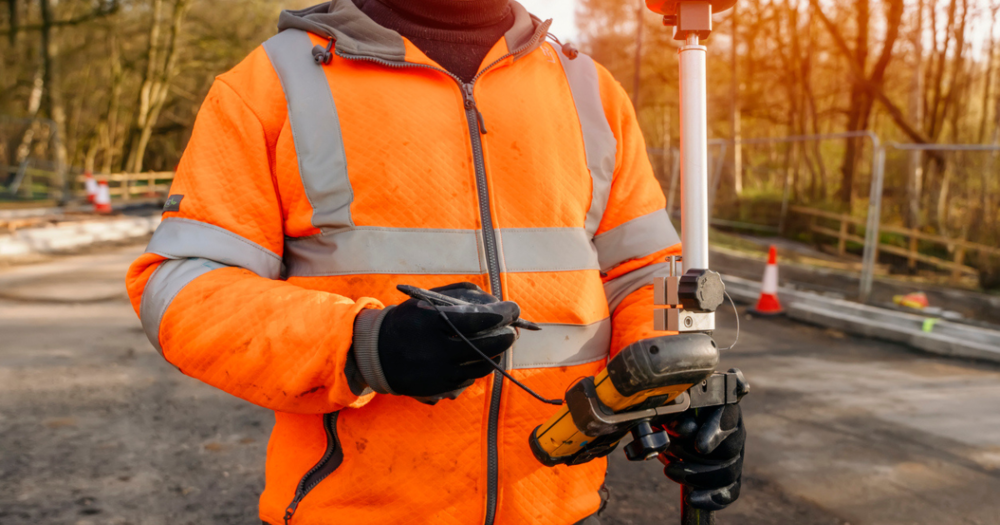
343 349 374 397
352 307 395 395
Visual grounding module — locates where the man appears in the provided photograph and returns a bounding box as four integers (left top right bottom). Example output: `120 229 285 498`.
126 0 745 523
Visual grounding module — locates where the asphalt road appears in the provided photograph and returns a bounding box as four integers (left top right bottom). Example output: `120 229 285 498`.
1 245 998 525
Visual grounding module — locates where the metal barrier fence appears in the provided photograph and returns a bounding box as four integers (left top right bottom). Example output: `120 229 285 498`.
651 133 1000 302
732 132 886 302
652 132 883 301
1 116 67 201
649 140 729 224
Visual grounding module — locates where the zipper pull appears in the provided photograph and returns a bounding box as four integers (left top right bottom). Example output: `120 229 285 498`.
462 83 488 135
476 108 488 134
284 499 302 525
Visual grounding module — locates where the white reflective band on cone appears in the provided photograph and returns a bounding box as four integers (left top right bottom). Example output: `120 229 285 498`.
761 264 779 295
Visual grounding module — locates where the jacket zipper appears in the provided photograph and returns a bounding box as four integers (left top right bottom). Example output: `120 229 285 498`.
335 23 549 525
283 412 341 525
460 78 505 525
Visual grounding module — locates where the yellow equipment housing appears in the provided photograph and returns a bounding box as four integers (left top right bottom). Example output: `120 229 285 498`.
530 333 720 466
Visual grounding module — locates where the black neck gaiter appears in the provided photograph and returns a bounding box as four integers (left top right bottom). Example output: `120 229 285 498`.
358 0 515 82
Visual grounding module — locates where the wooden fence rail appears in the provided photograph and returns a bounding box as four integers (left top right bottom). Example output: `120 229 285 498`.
790 205 999 283
73 172 175 199
4 167 176 201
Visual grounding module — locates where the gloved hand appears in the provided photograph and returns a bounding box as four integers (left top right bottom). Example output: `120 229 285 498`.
657 403 746 511
352 282 520 398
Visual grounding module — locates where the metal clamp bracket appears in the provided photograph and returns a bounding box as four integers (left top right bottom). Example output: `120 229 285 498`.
655 308 716 332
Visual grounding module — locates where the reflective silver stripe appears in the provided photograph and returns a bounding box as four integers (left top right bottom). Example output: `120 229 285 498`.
284 227 601 276
286 227 482 276
140 258 225 355
498 228 599 272
146 218 282 279
263 29 354 232
593 209 680 272
556 46 617 239
509 318 611 369
604 262 671 315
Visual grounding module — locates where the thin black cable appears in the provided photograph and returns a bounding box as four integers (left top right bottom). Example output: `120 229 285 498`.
719 291 740 351
428 303 563 406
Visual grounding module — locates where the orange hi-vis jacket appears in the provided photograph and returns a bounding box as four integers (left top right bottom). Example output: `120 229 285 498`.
126 1 681 524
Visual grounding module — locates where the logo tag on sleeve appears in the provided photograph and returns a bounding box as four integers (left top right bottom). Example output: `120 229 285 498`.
163 194 184 212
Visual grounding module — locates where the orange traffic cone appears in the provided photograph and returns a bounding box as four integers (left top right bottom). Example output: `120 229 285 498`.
94 181 112 214
750 245 783 316
84 171 98 203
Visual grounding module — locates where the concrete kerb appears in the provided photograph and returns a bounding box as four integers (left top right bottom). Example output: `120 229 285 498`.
722 274 1000 363
0 215 160 257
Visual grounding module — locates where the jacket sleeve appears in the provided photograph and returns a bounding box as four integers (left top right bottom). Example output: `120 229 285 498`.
592 65 682 357
126 48 381 415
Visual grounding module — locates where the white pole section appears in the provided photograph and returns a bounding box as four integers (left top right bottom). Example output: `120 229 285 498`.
679 34 710 272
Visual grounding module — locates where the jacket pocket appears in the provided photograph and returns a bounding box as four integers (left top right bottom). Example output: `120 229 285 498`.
282 412 344 524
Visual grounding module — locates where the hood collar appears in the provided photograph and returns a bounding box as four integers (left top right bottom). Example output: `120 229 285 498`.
277 0 547 64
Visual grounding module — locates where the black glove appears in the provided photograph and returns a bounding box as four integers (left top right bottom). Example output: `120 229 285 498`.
658 403 746 511
352 282 520 398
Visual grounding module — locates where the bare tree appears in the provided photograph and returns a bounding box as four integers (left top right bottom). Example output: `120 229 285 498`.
988 4 1000 222
731 3 743 196
906 0 925 229
631 0 644 107
122 0 192 174
802 0 827 201
835 0 871 206
926 0 969 232
40 0 67 200
6 0 18 45
100 30 124 175
810 0 936 147
14 68 44 165
978 8 997 144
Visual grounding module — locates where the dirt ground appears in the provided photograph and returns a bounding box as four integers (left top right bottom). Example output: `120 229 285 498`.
1 245 999 525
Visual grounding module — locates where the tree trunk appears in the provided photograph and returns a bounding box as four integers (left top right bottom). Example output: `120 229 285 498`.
907 0 925 229
631 0 643 108
84 135 99 174
66 59 96 170
122 0 164 173
40 0 67 201
101 31 123 175
939 0 969 141
15 67 44 164
803 2 826 201
789 0 805 204
845 0 904 212
988 48 1000 220
837 0 870 207
989 123 999 224
978 8 997 143
839 106 863 206
6 0 18 45
731 3 743 197
924 0 968 231
128 0 191 174
774 0 799 215
810 0 940 149
937 164 952 234
927 0 958 140
661 106 671 186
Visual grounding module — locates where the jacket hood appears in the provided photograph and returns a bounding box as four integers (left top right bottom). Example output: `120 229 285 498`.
277 0 547 64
